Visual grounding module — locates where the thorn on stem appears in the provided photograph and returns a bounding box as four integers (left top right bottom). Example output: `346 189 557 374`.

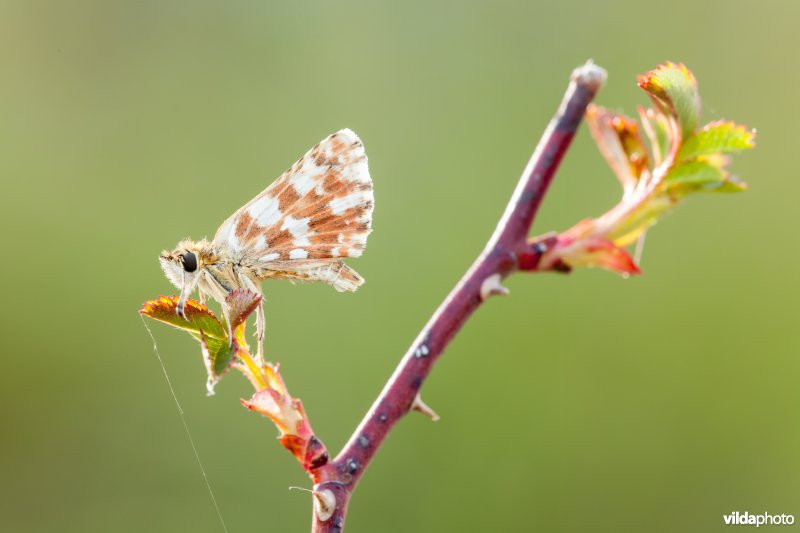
411 394 440 421
480 273 510 301
312 487 336 522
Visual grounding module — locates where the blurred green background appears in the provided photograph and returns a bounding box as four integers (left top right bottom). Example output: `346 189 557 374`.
1 1 797 532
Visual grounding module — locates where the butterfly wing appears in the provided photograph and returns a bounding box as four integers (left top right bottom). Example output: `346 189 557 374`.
213 129 374 290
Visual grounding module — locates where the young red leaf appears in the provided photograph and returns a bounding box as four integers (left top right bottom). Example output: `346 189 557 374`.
547 236 641 275
538 218 642 276
243 388 303 435
226 289 262 333
586 105 649 190
241 369 329 472
224 289 261 355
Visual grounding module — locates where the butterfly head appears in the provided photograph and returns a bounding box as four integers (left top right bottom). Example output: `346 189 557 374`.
159 239 212 319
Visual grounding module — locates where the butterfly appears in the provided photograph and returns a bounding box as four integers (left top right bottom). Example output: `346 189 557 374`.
159 129 374 356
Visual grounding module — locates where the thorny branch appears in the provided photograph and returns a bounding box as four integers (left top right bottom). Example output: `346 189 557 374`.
141 58 753 532
308 61 607 532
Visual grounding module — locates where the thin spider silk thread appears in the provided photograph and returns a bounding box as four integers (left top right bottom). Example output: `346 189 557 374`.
141 316 229 533
634 231 647 266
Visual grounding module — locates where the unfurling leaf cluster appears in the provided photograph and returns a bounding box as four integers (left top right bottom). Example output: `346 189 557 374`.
140 291 328 473
535 62 755 275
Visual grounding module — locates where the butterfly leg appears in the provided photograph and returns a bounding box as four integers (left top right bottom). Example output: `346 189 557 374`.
255 301 265 365
236 272 266 364
220 301 234 347
198 271 236 346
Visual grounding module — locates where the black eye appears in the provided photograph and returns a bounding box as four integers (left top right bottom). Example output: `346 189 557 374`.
181 252 198 272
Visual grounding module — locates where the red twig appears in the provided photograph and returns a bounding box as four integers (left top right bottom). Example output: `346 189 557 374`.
309 61 607 532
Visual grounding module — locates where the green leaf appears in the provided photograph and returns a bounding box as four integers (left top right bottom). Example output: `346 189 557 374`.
140 296 226 340
664 161 747 196
638 62 700 139
140 296 235 379
199 331 236 394
678 120 755 161
607 195 674 247
199 332 237 379
140 292 263 394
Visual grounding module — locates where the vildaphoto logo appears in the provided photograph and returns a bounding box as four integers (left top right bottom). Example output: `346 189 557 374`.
724 512 795 527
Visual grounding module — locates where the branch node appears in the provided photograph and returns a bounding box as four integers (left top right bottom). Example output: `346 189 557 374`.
411 394 440 421
312 488 336 522
530 232 558 254
518 232 559 271
479 273 510 301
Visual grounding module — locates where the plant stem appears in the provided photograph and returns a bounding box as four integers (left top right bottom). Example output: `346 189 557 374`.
310 60 606 533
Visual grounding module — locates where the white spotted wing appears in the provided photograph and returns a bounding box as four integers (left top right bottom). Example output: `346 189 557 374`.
212 129 374 291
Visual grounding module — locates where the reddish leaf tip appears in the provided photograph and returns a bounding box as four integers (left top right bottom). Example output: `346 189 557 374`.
226 289 263 332
638 61 696 89
140 295 217 320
